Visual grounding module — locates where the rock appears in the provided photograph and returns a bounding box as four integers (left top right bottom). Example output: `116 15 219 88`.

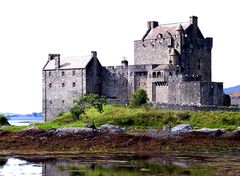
55 127 95 136
98 124 126 133
0 130 7 136
162 126 171 132
194 128 224 137
85 124 97 129
222 130 240 138
170 124 193 133
25 125 39 130
237 126 240 130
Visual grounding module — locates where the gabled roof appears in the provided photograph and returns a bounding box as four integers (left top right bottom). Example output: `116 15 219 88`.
153 64 169 71
144 22 190 40
43 55 92 70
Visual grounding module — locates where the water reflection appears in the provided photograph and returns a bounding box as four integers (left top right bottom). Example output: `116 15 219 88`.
0 158 42 176
0 153 240 176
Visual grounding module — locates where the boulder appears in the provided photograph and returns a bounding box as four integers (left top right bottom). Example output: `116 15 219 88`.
98 124 126 133
194 128 224 137
55 127 95 135
170 124 193 133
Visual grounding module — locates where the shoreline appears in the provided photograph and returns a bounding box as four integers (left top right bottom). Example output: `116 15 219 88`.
0 126 240 156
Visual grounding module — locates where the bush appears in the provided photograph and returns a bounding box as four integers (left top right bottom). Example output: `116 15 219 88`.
70 94 106 121
0 114 10 126
223 94 231 107
129 89 148 107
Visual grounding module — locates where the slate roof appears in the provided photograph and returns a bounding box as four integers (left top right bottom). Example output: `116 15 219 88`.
153 64 169 71
144 22 190 40
43 55 92 70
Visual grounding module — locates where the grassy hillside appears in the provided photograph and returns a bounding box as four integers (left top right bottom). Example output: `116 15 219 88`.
34 104 240 130
227 90 240 106
224 85 240 93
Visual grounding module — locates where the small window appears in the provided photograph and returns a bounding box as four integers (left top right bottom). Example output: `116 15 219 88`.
62 100 65 104
48 71 51 77
72 82 76 87
72 70 75 76
61 71 65 76
49 83 52 88
49 100 52 104
153 72 156 78
62 83 65 87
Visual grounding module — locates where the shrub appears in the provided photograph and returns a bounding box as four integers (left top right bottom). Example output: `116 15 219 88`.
223 94 231 107
129 89 148 107
0 114 10 126
70 94 106 121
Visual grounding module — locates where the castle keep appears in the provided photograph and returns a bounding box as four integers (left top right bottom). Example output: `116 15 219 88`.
43 16 224 121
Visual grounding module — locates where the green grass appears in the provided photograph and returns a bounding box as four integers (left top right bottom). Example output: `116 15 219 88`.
38 104 239 130
0 125 26 132
1 104 240 131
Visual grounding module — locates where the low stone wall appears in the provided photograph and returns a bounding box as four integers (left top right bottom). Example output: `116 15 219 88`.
154 103 240 112
106 98 128 105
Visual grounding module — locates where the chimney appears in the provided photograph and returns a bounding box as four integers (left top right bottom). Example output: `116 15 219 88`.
91 51 97 58
53 54 60 69
121 57 128 69
147 21 159 29
190 16 198 26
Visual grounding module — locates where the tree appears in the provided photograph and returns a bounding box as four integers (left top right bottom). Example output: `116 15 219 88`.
223 94 231 107
0 114 10 126
70 94 106 121
129 89 148 107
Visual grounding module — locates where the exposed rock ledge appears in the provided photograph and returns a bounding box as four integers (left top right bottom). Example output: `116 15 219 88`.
0 124 240 153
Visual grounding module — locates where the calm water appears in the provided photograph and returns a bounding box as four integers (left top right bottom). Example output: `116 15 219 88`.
0 152 240 176
8 116 43 126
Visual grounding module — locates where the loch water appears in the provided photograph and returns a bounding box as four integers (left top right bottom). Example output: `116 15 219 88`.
0 152 240 176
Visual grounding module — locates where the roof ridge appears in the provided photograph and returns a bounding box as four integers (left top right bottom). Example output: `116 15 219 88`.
159 21 189 26
62 55 91 58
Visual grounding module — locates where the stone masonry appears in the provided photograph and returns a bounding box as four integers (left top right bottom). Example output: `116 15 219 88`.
42 16 224 121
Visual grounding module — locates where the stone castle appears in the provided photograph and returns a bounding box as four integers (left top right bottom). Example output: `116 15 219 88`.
43 16 224 121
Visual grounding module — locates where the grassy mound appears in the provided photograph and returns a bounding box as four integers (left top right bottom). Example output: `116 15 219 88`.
0 114 10 126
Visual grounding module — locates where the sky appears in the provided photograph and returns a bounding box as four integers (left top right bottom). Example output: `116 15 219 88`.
0 0 239 113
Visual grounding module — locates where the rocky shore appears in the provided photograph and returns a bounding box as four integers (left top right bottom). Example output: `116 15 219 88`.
0 124 240 154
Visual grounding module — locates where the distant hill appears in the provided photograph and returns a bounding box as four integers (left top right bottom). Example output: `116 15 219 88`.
224 85 240 106
1 112 42 118
224 85 240 93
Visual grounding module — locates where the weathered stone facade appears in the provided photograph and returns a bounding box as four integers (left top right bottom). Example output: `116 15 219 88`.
43 16 224 121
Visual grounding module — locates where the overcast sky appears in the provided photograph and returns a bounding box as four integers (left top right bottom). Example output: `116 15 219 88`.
0 0 239 113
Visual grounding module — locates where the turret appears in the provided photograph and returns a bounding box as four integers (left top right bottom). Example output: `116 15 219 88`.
176 24 184 35
169 49 179 66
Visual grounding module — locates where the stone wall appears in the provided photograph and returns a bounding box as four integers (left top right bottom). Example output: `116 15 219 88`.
134 38 175 65
155 84 168 103
182 36 212 82
42 68 86 121
101 66 129 104
200 82 223 106
86 57 102 94
179 81 201 105
154 103 239 112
